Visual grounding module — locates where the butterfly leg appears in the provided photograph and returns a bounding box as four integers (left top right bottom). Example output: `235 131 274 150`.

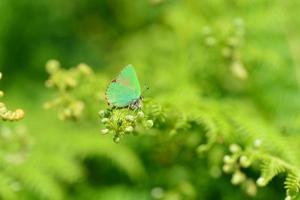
128 99 142 111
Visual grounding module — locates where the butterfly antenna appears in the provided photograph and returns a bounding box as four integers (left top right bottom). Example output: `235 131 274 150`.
142 85 150 95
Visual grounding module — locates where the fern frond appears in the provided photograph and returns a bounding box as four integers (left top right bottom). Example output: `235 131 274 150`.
285 172 300 199
257 158 286 186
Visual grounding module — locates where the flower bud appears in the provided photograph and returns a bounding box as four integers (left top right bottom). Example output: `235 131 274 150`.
125 126 134 133
146 120 154 128
256 177 266 187
239 156 251 168
231 171 246 185
101 129 109 135
98 110 106 117
223 164 233 173
229 144 241 153
101 118 109 123
113 136 120 143
15 109 25 120
78 63 92 75
137 111 144 118
245 179 257 197
223 155 234 164
125 115 135 122
46 59 60 73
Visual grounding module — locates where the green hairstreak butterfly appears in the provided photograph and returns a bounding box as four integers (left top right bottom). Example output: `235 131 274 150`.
105 65 144 109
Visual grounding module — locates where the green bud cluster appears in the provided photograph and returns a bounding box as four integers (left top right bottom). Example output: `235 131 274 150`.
202 19 248 84
44 60 104 120
99 108 154 143
225 18 248 80
222 143 258 197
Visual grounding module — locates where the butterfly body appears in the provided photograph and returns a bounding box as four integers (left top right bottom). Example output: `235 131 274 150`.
105 65 143 109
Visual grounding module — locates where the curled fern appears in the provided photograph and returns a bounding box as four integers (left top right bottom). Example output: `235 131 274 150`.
0 73 25 121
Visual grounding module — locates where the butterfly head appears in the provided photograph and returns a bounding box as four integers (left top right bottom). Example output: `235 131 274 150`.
129 97 143 110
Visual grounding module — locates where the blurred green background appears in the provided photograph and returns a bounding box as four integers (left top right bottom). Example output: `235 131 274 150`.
1 0 300 200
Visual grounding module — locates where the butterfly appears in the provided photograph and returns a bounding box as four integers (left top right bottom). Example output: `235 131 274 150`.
105 65 145 109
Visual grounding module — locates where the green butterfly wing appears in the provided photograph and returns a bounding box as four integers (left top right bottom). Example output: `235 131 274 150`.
106 65 141 107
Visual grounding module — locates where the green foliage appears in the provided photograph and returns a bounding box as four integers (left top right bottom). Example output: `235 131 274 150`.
0 112 145 199
42 62 300 199
0 71 145 199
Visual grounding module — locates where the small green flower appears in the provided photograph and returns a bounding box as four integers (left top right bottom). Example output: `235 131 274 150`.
244 180 257 197
98 110 106 117
101 118 109 123
46 59 60 74
113 136 120 143
223 164 233 173
229 144 241 153
78 63 92 75
256 177 266 187
101 129 109 135
125 126 134 133
98 101 157 142
146 120 154 128
239 156 250 167
125 115 135 122
137 111 145 118
231 171 246 185
223 155 234 164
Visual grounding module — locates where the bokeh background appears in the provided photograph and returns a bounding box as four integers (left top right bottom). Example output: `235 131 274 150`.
1 0 300 200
